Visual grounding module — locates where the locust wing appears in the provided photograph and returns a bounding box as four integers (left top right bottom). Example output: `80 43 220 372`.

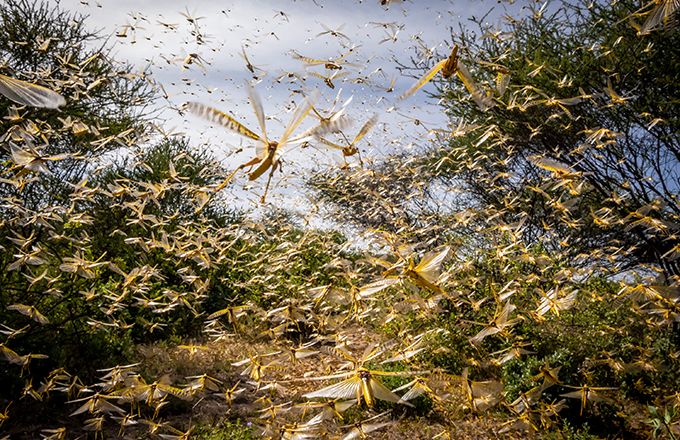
303 376 362 401
471 379 503 411
414 247 449 284
246 82 268 146
317 137 346 151
279 93 317 147
455 60 493 111
358 277 400 297
7 304 49 325
351 114 378 145
400 59 446 100
184 102 261 141
369 377 410 405
0 73 65 109
0 344 22 364
639 0 680 34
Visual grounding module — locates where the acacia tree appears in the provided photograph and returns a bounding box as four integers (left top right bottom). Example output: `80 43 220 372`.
0 0 154 209
421 0 680 276
312 0 679 278
306 5 680 434
0 0 156 390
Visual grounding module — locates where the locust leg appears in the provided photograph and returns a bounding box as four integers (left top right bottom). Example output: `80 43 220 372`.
215 156 262 192
260 160 280 204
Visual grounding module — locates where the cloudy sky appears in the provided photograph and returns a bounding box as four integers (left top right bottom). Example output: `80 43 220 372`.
56 0 526 211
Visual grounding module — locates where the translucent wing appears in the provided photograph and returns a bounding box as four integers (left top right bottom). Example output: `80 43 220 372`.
184 102 261 141
70 400 93 416
536 291 555 317
472 379 503 399
279 93 316 147
559 389 584 400
7 304 49 324
247 82 268 145
400 59 445 99
461 368 472 401
0 344 22 364
0 73 66 109
360 343 383 364
381 347 426 364
466 378 503 411
558 289 578 310
8 144 37 168
341 421 394 440
303 376 361 400
358 277 399 297
95 399 127 415
639 0 680 34
334 400 357 412
9 144 69 167
351 114 378 145
496 302 517 326
393 378 418 392
303 106 352 139
401 386 427 402
537 289 577 317
400 380 433 401
529 155 575 175
455 60 493 111
370 378 411 405
231 358 252 367
294 349 319 360
317 137 346 151
414 247 449 283
473 390 502 411
469 325 501 346
454 60 479 99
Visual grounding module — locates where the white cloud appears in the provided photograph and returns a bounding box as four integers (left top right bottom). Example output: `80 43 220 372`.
57 0 520 209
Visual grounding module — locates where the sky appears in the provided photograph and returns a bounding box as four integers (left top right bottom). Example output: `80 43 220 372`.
54 0 527 216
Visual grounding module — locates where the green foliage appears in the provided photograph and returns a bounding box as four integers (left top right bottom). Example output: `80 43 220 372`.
0 0 153 209
542 421 601 440
422 0 680 272
647 405 680 440
192 420 255 440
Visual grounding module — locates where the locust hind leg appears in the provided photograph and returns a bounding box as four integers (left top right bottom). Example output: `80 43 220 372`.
215 156 262 193
259 160 280 204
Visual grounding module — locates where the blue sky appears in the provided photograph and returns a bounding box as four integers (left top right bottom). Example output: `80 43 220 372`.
57 0 527 211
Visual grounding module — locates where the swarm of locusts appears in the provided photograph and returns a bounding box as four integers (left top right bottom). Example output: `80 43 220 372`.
1 0 679 438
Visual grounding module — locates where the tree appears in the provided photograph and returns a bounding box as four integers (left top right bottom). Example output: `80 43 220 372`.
0 0 154 210
0 0 156 391
306 7 680 432
313 1 679 278
420 0 680 277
